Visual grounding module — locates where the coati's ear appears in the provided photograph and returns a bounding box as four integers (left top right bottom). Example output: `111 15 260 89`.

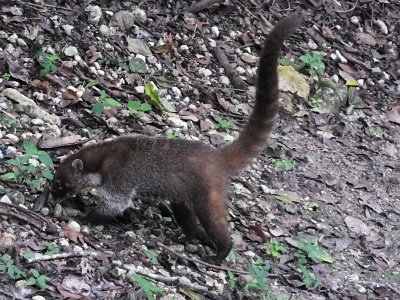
71 159 84 174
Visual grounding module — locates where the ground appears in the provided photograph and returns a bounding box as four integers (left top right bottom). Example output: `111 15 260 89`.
0 0 399 299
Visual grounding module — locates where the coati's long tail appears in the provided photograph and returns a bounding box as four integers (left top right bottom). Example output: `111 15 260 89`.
221 15 302 173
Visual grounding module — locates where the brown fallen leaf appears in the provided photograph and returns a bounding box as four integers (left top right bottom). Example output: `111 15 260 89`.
61 222 85 244
355 32 376 46
39 135 86 149
344 216 371 235
387 105 400 124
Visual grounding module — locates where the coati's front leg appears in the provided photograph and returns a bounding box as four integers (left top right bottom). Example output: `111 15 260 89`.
195 189 233 265
170 202 212 245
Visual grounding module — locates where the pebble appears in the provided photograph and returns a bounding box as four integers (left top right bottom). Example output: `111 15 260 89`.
236 66 246 74
85 5 102 24
199 68 212 77
40 207 50 216
211 26 220 38
32 296 46 300
5 133 20 143
171 86 182 98
374 19 388 34
53 204 63 218
31 118 44 126
134 86 145 93
0 195 12 205
167 116 188 129
219 75 230 86
179 45 189 52
350 16 360 25
64 46 79 57
131 6 147 23
17 38 27 47
62 24 74 35
68 220 81 232
28 158 39 167
99 24 111 37
7 33 18 44
6 146 17 155
335 50 347 63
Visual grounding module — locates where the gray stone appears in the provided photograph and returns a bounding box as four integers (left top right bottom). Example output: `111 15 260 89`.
85 5 102 24
99 24 111 37
64 46 79 57
113 11 135 31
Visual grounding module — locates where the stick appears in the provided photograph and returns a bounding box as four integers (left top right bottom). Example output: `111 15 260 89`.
26 251 92 263
212 46 248 90
0 202 58 233
158 243 249 275
187 0 225 13
334 0 359 13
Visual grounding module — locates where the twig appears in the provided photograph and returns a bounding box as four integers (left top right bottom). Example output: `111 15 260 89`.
341 51 371 70
212 46 248 90
334 0 359 13
27 251 92 263
187 0 225 13
0 202 58 233
158 243 249 275
16 0 81 12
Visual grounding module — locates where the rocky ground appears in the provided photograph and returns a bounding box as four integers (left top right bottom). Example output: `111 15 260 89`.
0 0 399 299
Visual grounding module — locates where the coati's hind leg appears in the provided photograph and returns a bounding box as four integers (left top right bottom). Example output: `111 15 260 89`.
170 202 212 245
195 189 233 265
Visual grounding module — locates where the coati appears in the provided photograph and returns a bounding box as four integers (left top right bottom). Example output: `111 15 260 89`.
48 15 302 265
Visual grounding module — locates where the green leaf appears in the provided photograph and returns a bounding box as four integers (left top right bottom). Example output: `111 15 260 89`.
0 173 18 182
129 57 148 74
346 79 359 87
102 97 120 107
127 101 141 111
30 268 40 278
19 155 30 164
85 79 100 88
25 277 37 286
161 99 176 113
227 270 236 289
131 273 163 297
23 140 38 155
140 103 152 112
92 103 104 116
42 169 54 180
26 165 37 174
143 249 159 265
7 159 20 167
38 151 53 167
144 82 161 107
23 251 36 261
36 275 49 289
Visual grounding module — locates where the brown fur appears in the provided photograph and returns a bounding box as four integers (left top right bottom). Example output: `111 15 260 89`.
48 15 302 264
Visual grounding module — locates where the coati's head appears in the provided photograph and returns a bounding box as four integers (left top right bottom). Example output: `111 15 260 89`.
49 158 85 203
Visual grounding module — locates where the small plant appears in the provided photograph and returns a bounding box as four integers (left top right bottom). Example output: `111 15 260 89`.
295 252 320 289
299 51 325 75
92 90 120 116
143 249 158 265
0 255 49 290
144 82 176 112
214 116 232 133
26 268 50 290
44 242 60 256
311 97 323 108
34 50 60 77
245 259 271 293
226 250 237 263
127 100 152 118
131 273 163 300
266 238 287 258
227 269 236 289
274 158 294 171
0 140 53 192
370 126 384 138
295 236 334 264
165 129 181 139
2 72 11 80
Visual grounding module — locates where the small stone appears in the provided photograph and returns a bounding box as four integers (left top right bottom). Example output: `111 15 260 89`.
236 66 246 74
5 133 19 143
236 200 248 210
199 68 212 77
17 38 27 47
231 233 243 247
63 207 80 217
85 5 102 24
31 118 44 126
167 116 187 129
134 86 145 93
0 195 12 204
99 24 111 37
40 207 50 216
15 280 36 298
6 146 17 155
179 45 189 52
7 33 18 44
62 24 74 36
350 16 360 25
32 296 46 300
53 203 63 218
131 6 147 23
113 11 135 31
171 86 182 98
68 220 81 232
9 191 25 205
28 158 39 167
64 46 79 57
219 75 230 86
211 26 220 37
185 244 198 253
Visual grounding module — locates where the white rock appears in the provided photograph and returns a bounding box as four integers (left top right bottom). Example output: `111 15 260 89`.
211 26 220 38
0 195 12 205
31 118 44 126
219 75 230 86
64 46 79 57
179 45 189 52
6 146 17 155
131 6 147 23
68 220 81 232
32 296 46 300
5 133 19 143
134 86 145 93
335 50 347 63
236 66 246 74
199 68 212 77
374 19 388 34
7 33 18 44
99 24 111 37
171 86 182 98
136 54 146 61
17 38 27 47
28 158 39 167
62 24 74 35
167 116 187 129
85 5 102 24
350 16 360 25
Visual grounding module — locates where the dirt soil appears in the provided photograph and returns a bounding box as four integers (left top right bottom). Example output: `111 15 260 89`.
0 0 399 299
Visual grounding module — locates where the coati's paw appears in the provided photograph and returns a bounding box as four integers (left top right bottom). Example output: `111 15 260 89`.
203 255 223 266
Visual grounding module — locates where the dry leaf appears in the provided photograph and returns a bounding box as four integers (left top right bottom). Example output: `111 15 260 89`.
61 222 85 244
344 216 371 235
